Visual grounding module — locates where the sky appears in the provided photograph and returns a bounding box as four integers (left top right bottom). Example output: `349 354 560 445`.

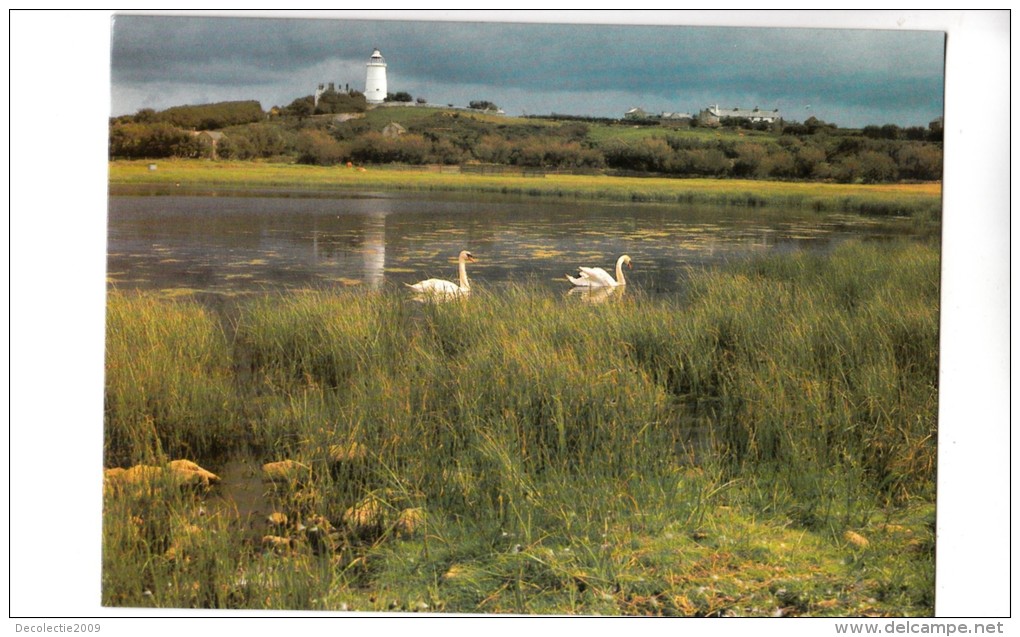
109 12 947 128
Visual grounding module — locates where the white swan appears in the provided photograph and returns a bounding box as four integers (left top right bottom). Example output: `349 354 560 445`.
406 250 477 297
567 284 624 304
566 254 632 287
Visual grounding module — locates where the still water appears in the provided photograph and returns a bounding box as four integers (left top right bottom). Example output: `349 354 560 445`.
107 192 924 297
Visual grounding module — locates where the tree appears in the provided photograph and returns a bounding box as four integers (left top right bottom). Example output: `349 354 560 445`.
430 139 466 165
803 116 836 135
602 137 672 172
468 100 499 112
156 101 264 129
473 134 513 164
217 135 255 160
903 126 928 141
862 125 883 139
385 91 413 103
675 148 730 176
793 144 827 178
732 142 767 177
758 149 796 179
832 156 864 183
719 116 752 130
858 150 898 183
314 89 367 114
109 122 200 159
295 129 347 165
896 144 943 181
880 124 901 140
229 124 287 158
862 123 901 140
331 118 371 142
282 96 315 118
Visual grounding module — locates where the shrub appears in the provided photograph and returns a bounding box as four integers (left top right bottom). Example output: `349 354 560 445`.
295 129 348 165
109 122 201 159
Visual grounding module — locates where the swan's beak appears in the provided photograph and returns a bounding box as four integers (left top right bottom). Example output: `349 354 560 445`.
627 261 633 269
467 254 477 262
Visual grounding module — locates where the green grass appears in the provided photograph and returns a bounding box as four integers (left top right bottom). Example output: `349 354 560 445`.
104 293 242 465
109 159 942 218
103 240 938 614
584 121 773 145
360 105 540 129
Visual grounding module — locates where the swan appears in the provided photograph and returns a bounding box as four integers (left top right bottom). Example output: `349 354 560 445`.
567 283 624 304
566 254 632 287
406 250 477 297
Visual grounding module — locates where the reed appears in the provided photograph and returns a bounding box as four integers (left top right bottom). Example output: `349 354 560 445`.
103 240 939 613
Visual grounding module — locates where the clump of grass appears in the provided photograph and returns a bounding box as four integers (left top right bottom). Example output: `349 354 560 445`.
105 291 241 465
234 290 411 391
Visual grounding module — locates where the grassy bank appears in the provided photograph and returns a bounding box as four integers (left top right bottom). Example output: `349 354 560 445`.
109 159 942 218
103 240 938 614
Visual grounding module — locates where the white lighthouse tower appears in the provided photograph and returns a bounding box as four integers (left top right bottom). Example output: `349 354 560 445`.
364 48 387 105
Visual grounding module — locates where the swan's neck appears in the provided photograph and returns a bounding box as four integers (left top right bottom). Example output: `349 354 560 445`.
458 258 470 290
615 258 627 286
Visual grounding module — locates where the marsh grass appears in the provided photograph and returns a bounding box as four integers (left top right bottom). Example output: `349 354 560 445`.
103 240 939 614
109 159 942 218
105 291 241 465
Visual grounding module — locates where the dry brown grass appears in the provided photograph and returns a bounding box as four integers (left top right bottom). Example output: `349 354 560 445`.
262 460 311 483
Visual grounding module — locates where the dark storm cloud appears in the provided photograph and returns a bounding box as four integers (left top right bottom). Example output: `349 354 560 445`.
110 14 945 127
112 15 352 85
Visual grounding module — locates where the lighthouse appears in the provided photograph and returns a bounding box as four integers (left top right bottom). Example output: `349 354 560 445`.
364 48 387 104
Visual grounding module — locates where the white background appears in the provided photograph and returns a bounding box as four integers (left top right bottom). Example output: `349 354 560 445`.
6 8 1013 631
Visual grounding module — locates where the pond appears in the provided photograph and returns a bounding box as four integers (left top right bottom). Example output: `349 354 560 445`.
107 191 930 298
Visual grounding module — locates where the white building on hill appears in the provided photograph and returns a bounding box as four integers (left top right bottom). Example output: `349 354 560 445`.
699 104 782 125
365 49 388 105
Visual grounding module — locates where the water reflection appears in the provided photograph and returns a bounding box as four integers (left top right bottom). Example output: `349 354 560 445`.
107 193 927 297
567 284 625 305
362 211 386 289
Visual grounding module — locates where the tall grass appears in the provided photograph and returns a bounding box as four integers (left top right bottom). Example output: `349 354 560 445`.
105 291 241 465
103 239 939 612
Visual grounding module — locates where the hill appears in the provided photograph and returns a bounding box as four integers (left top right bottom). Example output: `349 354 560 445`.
108 102 943 184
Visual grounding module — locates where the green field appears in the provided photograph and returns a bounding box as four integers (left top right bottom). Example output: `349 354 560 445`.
103 240 938 615
110 159 942 218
